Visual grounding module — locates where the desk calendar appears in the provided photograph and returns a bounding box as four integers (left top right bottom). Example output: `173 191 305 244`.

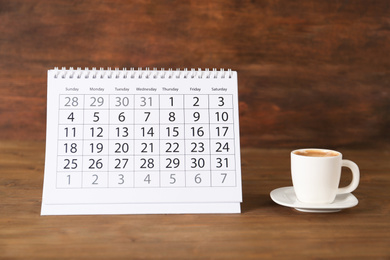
41 68 242 215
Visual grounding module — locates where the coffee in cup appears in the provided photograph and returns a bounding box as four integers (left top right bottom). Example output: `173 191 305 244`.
291 148 360 204
293 149 339 157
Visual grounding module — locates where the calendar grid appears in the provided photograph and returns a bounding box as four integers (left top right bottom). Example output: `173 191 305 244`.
208 94 213 187
105 94 108 188
81 94 85 189
182 95 187 187
158 95 161 188
232 95 237 187
56 94 237 189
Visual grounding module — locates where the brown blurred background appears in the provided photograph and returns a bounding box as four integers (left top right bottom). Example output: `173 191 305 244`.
1 0 389 149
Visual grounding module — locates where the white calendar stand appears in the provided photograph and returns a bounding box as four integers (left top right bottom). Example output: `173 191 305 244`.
41 68 242 215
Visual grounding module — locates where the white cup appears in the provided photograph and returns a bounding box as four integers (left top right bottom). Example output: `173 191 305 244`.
291 148 360 204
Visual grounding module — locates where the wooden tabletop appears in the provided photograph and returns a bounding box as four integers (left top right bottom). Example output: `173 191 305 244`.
1 141 389 259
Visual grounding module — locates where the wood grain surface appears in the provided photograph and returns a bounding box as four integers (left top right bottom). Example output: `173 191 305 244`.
0 141 389 259
1 2 389 257
0 0 389 148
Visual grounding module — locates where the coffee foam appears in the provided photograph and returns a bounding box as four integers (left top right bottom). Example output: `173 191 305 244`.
294 149 339 157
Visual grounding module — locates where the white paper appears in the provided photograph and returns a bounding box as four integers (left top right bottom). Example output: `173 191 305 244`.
41 68 242 215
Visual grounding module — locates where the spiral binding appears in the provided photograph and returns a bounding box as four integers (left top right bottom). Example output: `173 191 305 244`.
53 67 234 79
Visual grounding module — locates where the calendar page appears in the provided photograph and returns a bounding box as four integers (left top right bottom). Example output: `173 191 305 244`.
41 68 242 215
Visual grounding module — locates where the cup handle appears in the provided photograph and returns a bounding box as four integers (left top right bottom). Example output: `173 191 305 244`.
337 159 360 194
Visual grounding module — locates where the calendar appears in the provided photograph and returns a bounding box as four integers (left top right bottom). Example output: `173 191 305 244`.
41 68 242 215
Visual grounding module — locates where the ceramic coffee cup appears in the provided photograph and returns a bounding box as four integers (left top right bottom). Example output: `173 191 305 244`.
291 148 360 204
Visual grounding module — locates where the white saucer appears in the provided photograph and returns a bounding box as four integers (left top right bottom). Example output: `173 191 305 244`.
270 186 358 213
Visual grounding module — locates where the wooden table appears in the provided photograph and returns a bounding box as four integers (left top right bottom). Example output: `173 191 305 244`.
1 141 389 259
